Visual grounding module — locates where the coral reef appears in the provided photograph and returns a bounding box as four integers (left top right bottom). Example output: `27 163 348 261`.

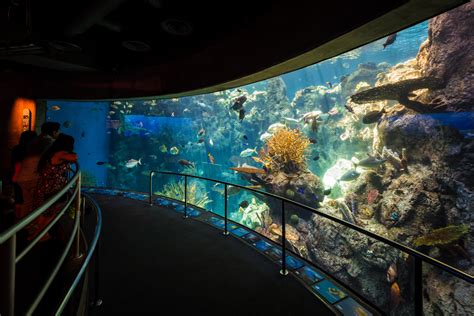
156 179 212 208
261 127 310 173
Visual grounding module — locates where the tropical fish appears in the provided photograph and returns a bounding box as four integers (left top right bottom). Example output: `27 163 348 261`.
260 132 273 142
197 128 205 137
63 120 72 128
171 112 175 117
208 152 215 164
229 167 266 175
282 117 300 123
239 109 246 121
339 169 360 181
125 158 141 168
96 161 107 165
383 33 397 49
362 108 385 124
240 147 257 157
386 263 398 283
355 156 386 168
251 156 264 164
390 282 403 308
170 146 179 155
231 95 247 111
326 81 333 88
301 111 322 123
239 200 249 209
81 131 85 138
178 159 195 168
110 104 119 109
109 111 115 115
183 108 190 113
243 135 248 140
209 138 214 146
328 107 339 116
344 103 355 114
324 188 331 195
309 138 317 144
267 123 286 133
159 144 167 153
312 154 320 161
50 105 61 111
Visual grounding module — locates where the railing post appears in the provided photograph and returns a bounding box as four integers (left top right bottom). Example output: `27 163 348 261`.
414 257 423 315
223 184 229 236
183 175 188 219
149 171 154 206
92 236 103 308
74 174 83 259
280 200 288 276
0 234 16 316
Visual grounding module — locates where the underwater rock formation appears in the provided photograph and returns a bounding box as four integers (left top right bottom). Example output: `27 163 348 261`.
417 2 474 111
350 77 444 113
340 62 390 100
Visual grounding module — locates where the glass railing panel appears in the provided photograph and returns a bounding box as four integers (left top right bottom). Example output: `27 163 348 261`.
422 262 474 315
152 173 185 203
285 203 415 314
228 188 283 243
185 178 219 215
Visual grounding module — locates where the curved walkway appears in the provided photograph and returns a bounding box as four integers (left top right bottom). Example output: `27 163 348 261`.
89 194 332 315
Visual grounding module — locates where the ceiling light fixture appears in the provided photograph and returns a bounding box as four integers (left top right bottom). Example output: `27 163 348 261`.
161 18 193 36
47 40 82 52
121 40 152 52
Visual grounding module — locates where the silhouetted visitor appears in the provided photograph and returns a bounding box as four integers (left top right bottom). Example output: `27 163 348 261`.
14 122 60 220
11 131 38 205
26 134 78 242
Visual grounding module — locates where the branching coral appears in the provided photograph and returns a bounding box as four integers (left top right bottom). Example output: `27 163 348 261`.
156 179 212 208
413 224 469 247
260 127 310 173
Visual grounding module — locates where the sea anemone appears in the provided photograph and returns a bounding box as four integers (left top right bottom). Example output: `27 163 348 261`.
260 127 310 173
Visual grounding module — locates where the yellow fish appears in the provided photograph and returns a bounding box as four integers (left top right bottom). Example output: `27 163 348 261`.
208 153 215 164
252 156 264 164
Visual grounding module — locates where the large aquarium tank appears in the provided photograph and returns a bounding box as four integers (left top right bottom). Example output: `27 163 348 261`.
47 4 473 315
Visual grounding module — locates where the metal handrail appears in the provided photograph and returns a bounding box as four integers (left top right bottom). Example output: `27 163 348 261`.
0 164 83 316
56 192 103 315
149 170 474 285
0 170 80 244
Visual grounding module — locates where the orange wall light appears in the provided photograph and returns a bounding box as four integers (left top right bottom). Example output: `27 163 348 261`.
8 98 36 147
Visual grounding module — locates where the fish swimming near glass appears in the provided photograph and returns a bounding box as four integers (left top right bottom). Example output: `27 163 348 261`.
229 166 266 175
355 155 386 168
383 33 397 49
125 158 142 168
339 169 360 181
178 159 195 168
362 108 386 124
240 147 257 157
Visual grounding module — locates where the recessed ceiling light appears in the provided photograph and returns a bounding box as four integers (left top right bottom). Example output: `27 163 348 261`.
121 40 151 52
161 18 193 36
48 40 82 52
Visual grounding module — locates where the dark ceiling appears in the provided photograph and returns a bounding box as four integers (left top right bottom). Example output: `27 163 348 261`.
0 0 467 99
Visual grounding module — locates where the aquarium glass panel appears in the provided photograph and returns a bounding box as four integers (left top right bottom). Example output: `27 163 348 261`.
45 4 473 315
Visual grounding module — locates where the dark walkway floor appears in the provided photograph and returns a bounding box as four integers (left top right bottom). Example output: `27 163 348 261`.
90 194 333 315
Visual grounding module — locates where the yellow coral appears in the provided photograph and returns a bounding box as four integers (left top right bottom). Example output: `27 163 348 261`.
260 127 310 172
